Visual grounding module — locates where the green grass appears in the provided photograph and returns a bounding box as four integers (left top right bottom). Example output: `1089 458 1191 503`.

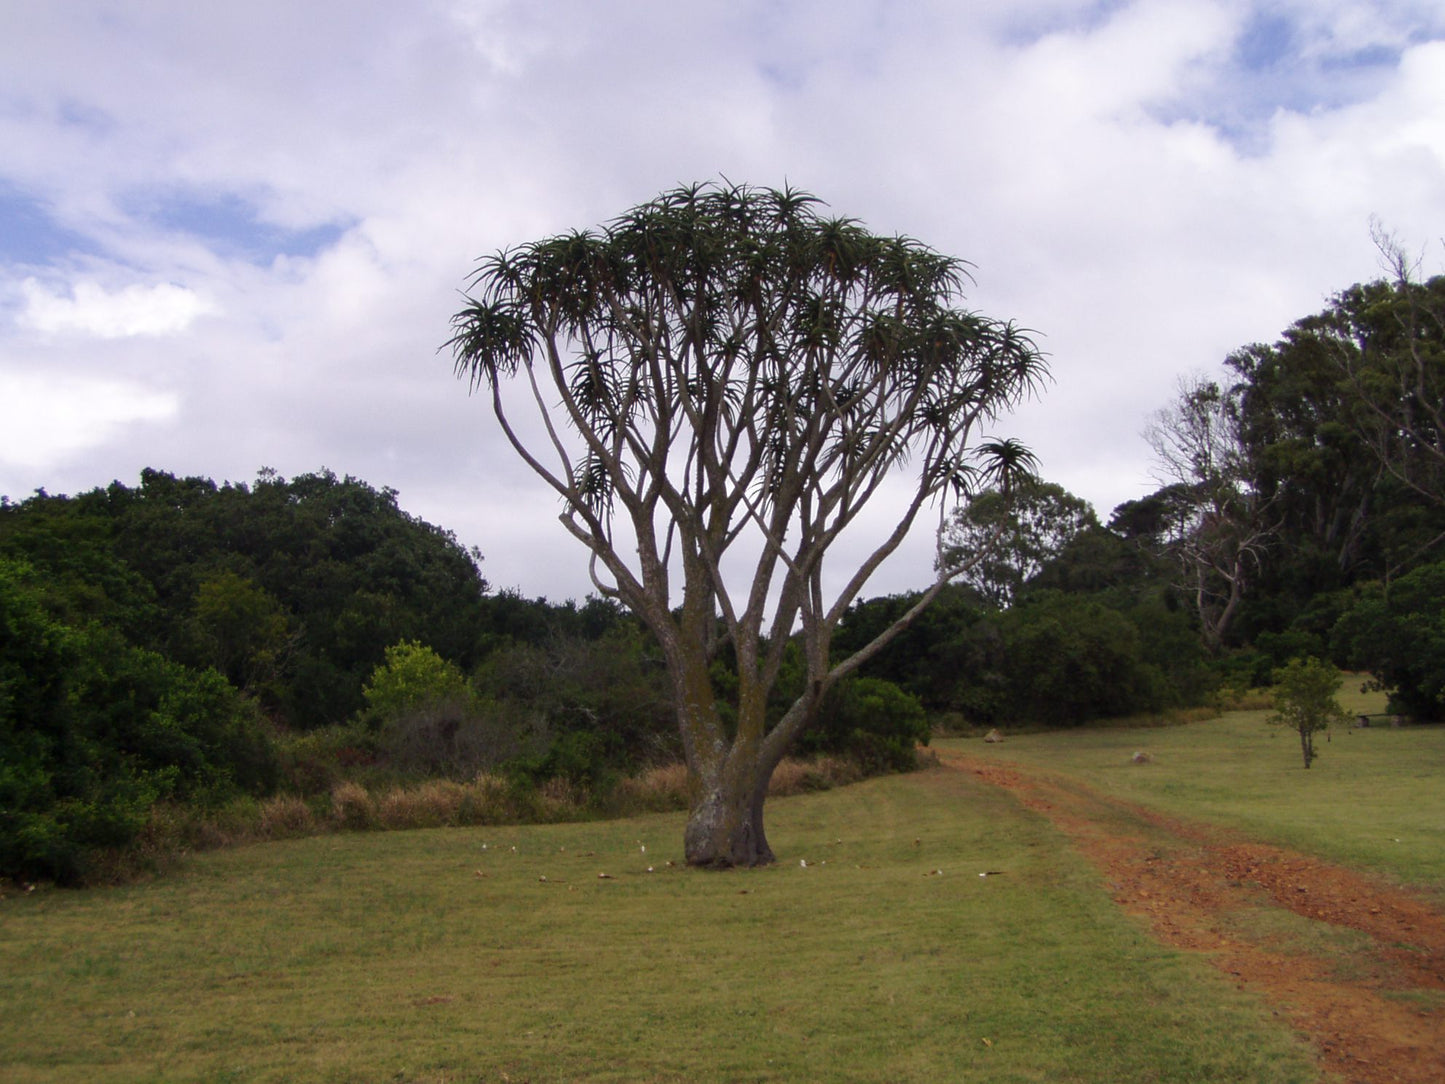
0 766 1317 1083
938 685 1445 896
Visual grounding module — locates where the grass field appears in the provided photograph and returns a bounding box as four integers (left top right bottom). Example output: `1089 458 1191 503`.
0 747 1332 1083
940 683 1445 897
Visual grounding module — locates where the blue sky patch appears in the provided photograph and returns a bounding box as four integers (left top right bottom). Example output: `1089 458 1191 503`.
56 99 115 136
997 0 1128 48
1235 11 1295 71
0 185 95 266
1321 42 1402 71
127 190 351 265
1154 10 1436 157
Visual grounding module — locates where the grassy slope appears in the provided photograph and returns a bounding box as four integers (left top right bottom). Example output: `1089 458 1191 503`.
940 686 1445 896
0 764 1317 1083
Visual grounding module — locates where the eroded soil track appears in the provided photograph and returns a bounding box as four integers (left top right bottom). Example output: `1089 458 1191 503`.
939 750 1445 1084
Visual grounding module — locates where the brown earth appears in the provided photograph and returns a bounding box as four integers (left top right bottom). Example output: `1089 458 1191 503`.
938 750 1445 1084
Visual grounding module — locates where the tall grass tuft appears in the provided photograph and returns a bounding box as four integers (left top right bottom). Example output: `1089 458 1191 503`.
330 781 376 830
531 776 586 821
610 762 692 813
257 795 315 839
459 773 516 824
769 754 863 795
376 780 470 829
1214 686 1275 711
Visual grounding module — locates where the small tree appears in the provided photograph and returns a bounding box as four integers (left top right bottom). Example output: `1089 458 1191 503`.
1268 656 1349 769
448 181 1046 866
361 640 471 724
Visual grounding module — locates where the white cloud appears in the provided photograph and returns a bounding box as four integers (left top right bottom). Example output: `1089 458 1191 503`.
18 278 215 338
0 371 178 471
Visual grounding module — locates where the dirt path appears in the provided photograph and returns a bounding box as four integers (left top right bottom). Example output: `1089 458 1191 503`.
938 750 1445 1084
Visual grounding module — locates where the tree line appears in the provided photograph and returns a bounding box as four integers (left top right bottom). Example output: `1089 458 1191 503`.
839 247 1443 730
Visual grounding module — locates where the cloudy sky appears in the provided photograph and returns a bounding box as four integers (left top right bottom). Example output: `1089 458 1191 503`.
2 0 1443 602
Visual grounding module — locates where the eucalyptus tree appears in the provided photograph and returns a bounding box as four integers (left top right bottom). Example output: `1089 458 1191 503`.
448 182 1046 866
1338 229 1445 514
1248 237 1445 579
1144 375 1275 653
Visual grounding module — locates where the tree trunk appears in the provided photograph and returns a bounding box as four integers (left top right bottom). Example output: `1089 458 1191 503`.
665 638 780 868
1300 729 1314 768
684 768 774 867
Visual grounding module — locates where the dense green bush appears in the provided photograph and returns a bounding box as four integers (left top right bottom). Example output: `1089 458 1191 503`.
477 625 676 779
1333 561 1445 721
947 592 1188 726
361 640 472 725
185 570 291 705
800 676 930 773
0 469 493 730
1 557 277 883
833 578 1214 728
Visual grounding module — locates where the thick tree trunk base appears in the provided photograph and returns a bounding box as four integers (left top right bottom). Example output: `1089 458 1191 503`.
683 785 774 868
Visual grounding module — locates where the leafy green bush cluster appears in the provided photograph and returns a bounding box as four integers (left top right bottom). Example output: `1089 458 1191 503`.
834 583 1213 729
0 469 496 883
1331 561 1445 721
355 630 677 789
0 468 493 730
1 557 276 883
799 677 930 773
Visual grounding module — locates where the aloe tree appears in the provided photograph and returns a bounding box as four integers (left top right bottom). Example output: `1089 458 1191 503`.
448 182 1047 866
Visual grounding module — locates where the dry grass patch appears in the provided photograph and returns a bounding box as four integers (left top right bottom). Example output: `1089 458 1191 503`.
376 780 470 829
612 761 692 812
330 781 377 830
55 755 888 887
532 775 585 820
1215 686 1275 711
257 794 315 838
769 754 863 795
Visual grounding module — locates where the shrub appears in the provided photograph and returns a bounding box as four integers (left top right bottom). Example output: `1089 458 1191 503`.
1333 562 1445 721
380 698 530 780
275 723 375 796
361 641 472 726
1 557 278 884
800 677 930 773
946 592 1196 726
476 629 677 779
769 756 863 795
